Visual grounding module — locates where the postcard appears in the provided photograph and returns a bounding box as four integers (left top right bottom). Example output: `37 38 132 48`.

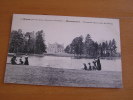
4 14 122 88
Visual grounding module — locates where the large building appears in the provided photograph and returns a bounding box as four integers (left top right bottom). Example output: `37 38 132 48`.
46 43 64 54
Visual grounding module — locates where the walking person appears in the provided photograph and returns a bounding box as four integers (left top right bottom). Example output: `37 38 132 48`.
24 54 29 65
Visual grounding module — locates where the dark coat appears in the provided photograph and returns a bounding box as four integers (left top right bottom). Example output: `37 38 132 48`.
97 58 101 70
24 57 29 65
83 63 87 70
11 56 17 65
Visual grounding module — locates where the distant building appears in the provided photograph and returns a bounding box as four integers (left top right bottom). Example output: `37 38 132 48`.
47 43 64 53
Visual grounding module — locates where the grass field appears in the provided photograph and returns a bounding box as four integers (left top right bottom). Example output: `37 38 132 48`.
4 64 122 88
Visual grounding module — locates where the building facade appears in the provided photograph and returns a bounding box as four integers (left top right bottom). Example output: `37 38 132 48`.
47 43 64 54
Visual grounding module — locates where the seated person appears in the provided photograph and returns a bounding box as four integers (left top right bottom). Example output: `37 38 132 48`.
88 63 92 71
11 55 17 65
19 57 23 65
83 63 87 70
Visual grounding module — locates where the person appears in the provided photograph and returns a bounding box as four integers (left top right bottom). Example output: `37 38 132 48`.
92 59 97 70
88 63 92 71
19 57 23 65
24 54 29 65
93 59 97 66
83 63 87 70
97 57 101 71
11 55 17 65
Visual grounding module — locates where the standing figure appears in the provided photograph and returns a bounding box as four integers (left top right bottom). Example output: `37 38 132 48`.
11 55 17 65
93 59 97 70
83 63 87 70
19 57 23 65
88 63 92 71
97 57 101 71
24 54 29 65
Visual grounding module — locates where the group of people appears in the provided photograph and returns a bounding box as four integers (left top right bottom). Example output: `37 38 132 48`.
83 57 101 71
11 54 29 65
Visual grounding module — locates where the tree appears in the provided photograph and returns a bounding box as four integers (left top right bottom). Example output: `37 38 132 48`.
64 45 71 53
105 41 110 57
9 29 24 53
93 42 99 57
24 32 36 54
111 39 117 56
98 43 103 57
101 41 106 56
35 30 47 54
105 39 117 57
70 35 84 56
84 34 94 56
9 29 47 54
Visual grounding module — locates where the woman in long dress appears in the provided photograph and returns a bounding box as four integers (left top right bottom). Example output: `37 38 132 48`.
97 57 101 70
93 59 97 70
24 54 29 65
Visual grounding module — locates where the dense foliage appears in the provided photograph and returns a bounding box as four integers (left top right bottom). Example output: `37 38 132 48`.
65 34 119 57
9 29 47 54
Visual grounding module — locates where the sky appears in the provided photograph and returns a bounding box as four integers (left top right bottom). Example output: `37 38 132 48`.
11 14 121 52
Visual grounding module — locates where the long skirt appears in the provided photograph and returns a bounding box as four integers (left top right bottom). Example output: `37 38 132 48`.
24 60 29 65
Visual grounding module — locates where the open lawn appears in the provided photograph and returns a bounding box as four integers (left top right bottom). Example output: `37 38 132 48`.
4 64 122 88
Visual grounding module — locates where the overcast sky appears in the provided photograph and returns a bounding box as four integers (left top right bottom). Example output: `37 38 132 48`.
11 14 121 52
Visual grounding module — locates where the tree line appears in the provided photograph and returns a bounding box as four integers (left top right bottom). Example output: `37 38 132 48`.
64 34 120 57
9 29 47 54
9 29 120 57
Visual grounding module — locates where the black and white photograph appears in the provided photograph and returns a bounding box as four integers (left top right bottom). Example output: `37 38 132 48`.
4 14 122 88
